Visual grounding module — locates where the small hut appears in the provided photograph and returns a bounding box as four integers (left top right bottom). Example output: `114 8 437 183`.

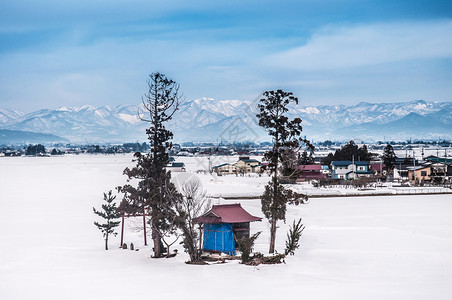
193 203 262 255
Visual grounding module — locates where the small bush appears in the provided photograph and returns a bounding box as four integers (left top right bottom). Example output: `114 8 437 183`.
235 232 261 263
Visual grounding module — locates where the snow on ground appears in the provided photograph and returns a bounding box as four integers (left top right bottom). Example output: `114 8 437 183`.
1 154 452 299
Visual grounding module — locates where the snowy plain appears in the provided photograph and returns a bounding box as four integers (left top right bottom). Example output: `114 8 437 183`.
1 154 452 299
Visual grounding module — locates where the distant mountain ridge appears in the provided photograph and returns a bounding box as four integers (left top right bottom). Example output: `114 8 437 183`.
0 129 69 144
0 99 450 144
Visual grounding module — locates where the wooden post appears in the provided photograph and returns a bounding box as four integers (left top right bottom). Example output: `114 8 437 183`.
120 213 125 247
198 225 203 251
143 207 147 246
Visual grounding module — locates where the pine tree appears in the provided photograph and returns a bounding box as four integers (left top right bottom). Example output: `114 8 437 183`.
285 218 305 256
93 190 121 250
382 144 396 175
256 90 312 253
118 72 183 258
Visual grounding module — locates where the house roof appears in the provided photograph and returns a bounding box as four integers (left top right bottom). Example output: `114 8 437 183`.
239 159 260 163
406 164 431 171
193 203 262 224
297 164 322 171
425 156 452 163
331 161 370 166
298 171 325 179
170 162 185 168
213 163 231 169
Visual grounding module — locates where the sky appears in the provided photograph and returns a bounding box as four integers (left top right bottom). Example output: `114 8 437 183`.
0 0 451 112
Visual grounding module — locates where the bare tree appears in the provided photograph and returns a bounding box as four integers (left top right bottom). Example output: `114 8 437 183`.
176 178 211 262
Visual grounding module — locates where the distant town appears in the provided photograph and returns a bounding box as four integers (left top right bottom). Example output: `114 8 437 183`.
2 139 451 186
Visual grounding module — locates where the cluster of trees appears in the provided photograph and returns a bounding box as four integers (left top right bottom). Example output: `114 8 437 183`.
122 142 149 152
94 73 207 261
25 144 46 156
376 140 451 147
322 140 373 165
93 73 309 262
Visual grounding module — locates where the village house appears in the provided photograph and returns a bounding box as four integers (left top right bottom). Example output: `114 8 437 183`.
166 162 186 172
370 161 386 177
407 163 432 184
430 163 448 182
393 160 451 184
425 155 452 164
393 164 410 181
212 163 236 175
213 156 262 175
234 156 261 173
296 164 326 181
330 161 372 180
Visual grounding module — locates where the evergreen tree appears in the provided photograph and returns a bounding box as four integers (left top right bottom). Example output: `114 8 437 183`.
93 190 121 250
26 144 46 156
256 90 312 253
322 140 372 165
298 150 314 165
118 72 183 258
285 218 305 256
382 144 396 174
322 153 334 165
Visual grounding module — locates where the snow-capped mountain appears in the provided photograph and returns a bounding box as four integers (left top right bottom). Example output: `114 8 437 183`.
0 99 450 144
0 108 24 124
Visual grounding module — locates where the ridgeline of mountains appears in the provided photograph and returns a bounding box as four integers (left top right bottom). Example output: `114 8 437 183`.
0 99 451 144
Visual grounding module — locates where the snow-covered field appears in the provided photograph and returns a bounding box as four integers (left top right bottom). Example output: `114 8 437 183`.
1 154 452 299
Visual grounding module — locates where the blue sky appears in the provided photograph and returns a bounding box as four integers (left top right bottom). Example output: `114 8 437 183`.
0 0 451 112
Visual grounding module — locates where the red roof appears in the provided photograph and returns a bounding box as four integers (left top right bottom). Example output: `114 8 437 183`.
371 163 385 171
297 164 322 171
298 171 325 180
193 203 262 224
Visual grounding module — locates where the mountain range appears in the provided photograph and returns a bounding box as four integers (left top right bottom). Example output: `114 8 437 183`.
0 99 451 144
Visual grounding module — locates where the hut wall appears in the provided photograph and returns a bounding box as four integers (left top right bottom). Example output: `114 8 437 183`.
202 223 236 255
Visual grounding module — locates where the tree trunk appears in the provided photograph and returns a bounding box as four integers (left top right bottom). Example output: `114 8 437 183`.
152 223 161 258
105 233 109 250
269 216 277 253
153 236 161 257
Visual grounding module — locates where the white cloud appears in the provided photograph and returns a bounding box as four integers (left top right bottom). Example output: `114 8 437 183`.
1 17 451 111
264 20 452 70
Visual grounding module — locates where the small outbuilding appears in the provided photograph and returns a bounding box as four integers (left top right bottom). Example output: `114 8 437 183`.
193 203 262 255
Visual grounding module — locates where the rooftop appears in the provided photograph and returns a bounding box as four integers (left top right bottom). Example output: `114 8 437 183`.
193 203 262 224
